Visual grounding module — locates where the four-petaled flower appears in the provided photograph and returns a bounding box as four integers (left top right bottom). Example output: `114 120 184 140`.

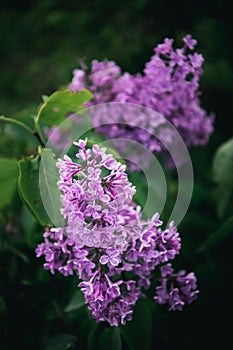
100 249 121 266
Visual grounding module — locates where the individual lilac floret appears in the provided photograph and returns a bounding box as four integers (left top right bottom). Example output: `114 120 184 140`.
36 140 199 326
68 34 214 157
154 263 199 310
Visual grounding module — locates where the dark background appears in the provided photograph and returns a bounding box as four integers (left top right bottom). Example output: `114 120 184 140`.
0 1 232 349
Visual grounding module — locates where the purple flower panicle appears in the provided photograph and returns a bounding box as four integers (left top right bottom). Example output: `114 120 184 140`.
36 140 199 326
69 34 214 152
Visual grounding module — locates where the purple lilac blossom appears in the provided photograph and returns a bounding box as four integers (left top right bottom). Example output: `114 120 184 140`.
68 34 214 154
36 140 199 326
154 264 199 310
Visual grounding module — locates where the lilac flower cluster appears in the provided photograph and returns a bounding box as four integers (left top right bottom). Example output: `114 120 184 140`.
36 140 199 326
154 264 199 311
69 34 214 153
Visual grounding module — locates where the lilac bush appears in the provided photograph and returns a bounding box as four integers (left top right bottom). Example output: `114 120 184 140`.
36 139 199 326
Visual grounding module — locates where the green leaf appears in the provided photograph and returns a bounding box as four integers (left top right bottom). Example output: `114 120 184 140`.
64 289 85 313
0 158 18 209
197 216 233 252
22 203 36 233
26 221 44 248
100 327 122 350
43 333 78 350
88 324 102 350
213 137 233 217
35 89 93 144
18 155 52 226
120 299 152 350
0 116 39 158
128 170 148 209
10 104 37 130
0 115 35 135
39 148 64 227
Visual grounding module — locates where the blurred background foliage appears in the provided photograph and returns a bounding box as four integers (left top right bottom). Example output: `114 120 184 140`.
0 0 232 349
